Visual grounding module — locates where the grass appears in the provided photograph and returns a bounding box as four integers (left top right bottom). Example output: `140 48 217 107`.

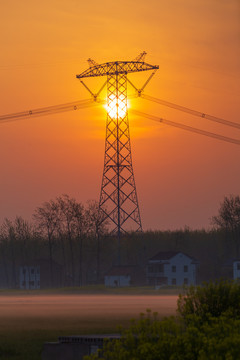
0 285 184 296
0 314 138 360
0 320 120 360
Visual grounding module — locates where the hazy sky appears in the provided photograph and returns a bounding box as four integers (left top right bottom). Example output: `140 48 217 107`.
0 0 240 230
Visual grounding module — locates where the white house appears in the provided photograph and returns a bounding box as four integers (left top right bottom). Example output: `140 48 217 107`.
19 265 40 289
147 251 198 286
233 260 240 281
19 259 65 289
104 266 144 287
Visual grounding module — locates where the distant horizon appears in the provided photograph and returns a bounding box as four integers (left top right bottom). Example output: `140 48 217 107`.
0 191 223 233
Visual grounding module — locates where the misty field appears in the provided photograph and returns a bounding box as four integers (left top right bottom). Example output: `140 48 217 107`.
0 293 178 360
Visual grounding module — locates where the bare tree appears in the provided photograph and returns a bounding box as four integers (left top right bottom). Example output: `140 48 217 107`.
85 200 109 283
55 195 79 285
71 198 86 286
85 200 109 237
33 200 59 287
1 219 18 288
0 225 10 287
14 216 34 264
55 218 68 286
212 195 240 256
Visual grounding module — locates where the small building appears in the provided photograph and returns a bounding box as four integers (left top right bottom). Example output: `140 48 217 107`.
233 260 240 281
42 334 121 360
19 259 64 289
20 265 40 289
147 251 198 287
104 266 144 287
222 259 240 281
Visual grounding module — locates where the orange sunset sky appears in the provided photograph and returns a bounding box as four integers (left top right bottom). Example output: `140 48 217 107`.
0 0 240 230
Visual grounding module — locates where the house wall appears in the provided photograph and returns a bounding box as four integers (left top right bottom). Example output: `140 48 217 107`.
42 342 94 360
105 275 131 287
42 335 120 360
233 261 240 280
147 253 197 286
164 253 196 285
20 266 40 289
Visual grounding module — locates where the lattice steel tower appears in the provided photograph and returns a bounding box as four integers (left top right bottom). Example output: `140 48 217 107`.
76 54 159 245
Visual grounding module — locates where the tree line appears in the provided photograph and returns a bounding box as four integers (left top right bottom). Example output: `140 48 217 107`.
0 194 239 288
0 195 108 288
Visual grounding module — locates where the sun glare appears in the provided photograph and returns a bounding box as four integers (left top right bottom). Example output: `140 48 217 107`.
105 94 128 119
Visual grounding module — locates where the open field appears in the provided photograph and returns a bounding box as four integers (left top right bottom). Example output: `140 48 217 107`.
0 293 178 360
0 285 184 296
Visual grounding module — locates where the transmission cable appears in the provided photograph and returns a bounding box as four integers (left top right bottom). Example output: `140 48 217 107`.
130 109 240 146
141 94 240 130
0 98 100 124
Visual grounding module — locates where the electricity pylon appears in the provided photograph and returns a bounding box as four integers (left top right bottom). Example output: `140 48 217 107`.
1 53 239 265
76 53 159 262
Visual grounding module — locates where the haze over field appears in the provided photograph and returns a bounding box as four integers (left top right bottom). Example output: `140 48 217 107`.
0 295 178 329
0 0 240 230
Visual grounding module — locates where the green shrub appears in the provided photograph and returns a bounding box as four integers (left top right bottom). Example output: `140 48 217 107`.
84 311 240 360
177 280 240 323
84 281 240 360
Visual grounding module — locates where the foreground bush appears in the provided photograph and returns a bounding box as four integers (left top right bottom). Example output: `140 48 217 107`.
177 279 240 323
84 281 240 360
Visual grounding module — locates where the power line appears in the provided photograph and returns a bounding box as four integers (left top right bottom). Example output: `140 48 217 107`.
0 95 240 145
142 94 240 130
0 98 98 124
130 109 240 146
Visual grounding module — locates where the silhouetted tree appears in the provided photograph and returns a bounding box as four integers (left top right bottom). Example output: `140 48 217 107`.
14 216 35 265
33 200 59 286
212 195 240 256
56 195 76 285
56 194 86 286
1 219 18 288
70 198 86 286
85 200 109 283
0 226 10 287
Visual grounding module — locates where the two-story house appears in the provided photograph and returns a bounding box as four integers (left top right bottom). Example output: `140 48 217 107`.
147 251 198 287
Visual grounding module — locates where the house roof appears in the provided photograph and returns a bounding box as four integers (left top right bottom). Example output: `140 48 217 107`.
59 334 121 344
149 251 197 262
150 251 178 261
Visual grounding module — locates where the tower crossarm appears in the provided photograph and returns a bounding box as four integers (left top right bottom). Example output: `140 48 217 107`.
76 61 159 79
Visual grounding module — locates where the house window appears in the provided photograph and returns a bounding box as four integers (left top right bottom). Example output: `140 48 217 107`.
22 268 26 275
184 278 188 285
184 265 188 272
148 265 154 273
172 265 176 273
237 263 240 271
90 345 99 355
31 268 35 274
157 264 164 272
172 278 176 285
